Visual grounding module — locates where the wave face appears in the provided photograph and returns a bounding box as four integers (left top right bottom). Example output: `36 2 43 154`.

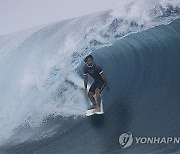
1 18 180 154
0 0 180 153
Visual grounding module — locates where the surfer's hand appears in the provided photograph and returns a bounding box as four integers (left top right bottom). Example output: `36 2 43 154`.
106 85 110 91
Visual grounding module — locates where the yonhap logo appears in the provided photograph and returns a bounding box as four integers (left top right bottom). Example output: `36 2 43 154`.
119 132 133 148
119 132 180 149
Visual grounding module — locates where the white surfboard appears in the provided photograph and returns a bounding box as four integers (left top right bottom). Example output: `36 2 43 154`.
85 101 104 117
85 109 95 116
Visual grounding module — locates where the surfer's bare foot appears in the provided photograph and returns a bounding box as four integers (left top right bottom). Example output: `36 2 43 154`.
94 107 101 112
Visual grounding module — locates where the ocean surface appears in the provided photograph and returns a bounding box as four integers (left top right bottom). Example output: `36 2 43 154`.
0 0 180 153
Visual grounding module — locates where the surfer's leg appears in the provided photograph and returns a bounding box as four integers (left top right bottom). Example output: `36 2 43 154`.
94 88 101 112
88 83 97 108
94 81 104 112
88 91 96 107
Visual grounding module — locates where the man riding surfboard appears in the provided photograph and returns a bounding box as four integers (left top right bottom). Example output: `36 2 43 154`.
83 55 110 113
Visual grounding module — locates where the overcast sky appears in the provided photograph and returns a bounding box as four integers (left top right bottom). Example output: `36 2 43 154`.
0 0 121 35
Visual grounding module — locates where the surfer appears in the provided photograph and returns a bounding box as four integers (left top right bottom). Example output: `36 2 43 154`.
83 55 110 112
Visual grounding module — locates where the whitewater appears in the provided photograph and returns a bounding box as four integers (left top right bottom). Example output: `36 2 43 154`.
0 0 180 153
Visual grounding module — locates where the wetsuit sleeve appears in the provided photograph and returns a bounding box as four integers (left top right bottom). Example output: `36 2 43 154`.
83 66 87 75
97 66 103 74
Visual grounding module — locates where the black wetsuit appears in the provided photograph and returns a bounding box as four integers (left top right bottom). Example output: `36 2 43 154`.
83 63 104 93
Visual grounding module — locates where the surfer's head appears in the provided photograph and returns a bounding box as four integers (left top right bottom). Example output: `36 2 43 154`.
84 55 93 66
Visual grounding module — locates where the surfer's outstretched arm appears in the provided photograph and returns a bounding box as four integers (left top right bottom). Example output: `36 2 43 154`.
100 73 110 91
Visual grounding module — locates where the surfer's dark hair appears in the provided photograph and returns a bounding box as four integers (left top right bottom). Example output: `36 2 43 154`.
84 55 93 63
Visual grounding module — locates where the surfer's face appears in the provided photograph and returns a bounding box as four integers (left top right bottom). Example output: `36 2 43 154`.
87 58 93 66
